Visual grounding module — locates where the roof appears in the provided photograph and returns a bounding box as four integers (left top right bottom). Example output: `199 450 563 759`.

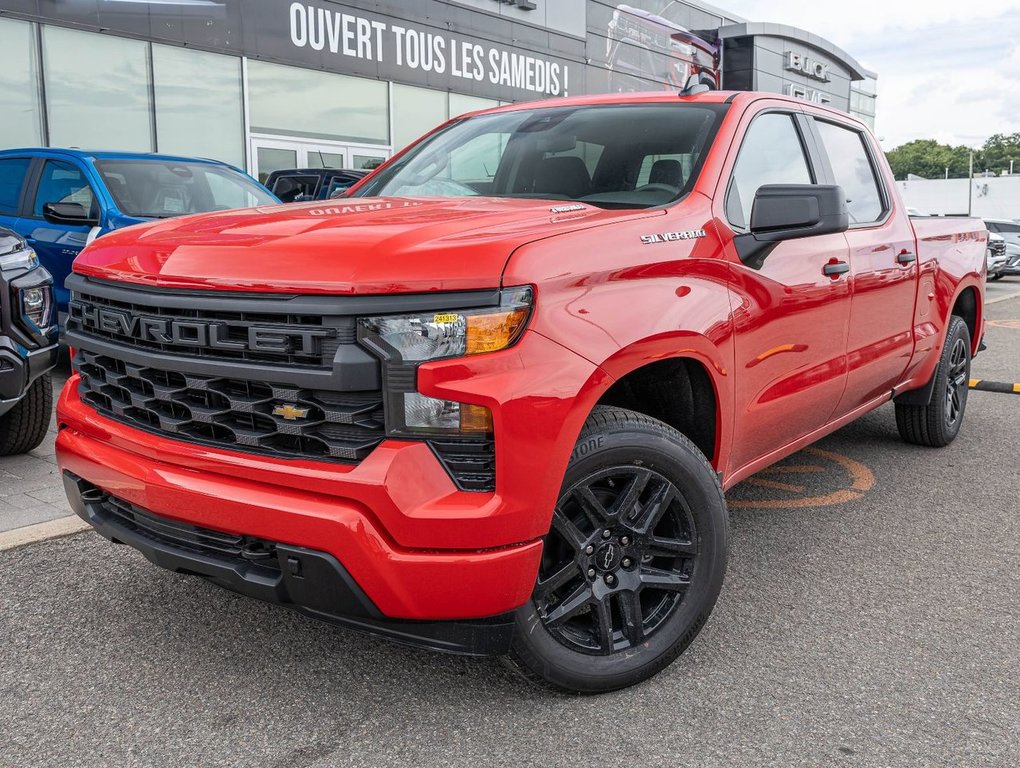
479 89 736 117
478 89 862 120
0 147 233 166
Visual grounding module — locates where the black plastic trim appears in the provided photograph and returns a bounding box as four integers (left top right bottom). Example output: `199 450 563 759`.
65 328 341 389
894 372 937 406
63 472 516 657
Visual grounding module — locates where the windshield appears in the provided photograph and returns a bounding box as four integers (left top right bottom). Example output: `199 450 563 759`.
95 159 278 218
356 103 727 209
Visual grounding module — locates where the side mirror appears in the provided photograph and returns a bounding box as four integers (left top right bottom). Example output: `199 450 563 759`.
735 184 849 269
749 184 849 241
42 202 99 227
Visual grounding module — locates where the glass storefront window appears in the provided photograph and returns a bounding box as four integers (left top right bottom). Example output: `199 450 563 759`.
248 61 388 145
449 93 499 118
255 147 298 184
0 18 43 149
43 26 153 152
392 84 448 151
152 45 244 167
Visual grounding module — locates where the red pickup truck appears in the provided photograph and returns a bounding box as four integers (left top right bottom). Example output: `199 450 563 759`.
57 91 986 693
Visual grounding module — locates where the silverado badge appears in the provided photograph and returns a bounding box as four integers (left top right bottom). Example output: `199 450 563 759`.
640 229 707 244
273 404 311 421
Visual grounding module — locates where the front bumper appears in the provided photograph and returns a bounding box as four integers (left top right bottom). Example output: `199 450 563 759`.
62 472 515 655
0 337 58 418
55 326 605 645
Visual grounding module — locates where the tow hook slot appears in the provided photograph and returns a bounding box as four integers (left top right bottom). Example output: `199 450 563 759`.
80 488 109 505
239 539 276 562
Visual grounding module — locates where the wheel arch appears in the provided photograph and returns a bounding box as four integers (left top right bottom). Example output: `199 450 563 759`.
577 333 731 471
950 283 982 354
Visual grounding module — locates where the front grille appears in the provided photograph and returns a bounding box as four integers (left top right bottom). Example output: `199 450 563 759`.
989 240 1007 257
76 350 385 462
67 289 350 369
430 438 496 492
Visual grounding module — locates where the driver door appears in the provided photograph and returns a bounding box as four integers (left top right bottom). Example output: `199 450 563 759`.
722 111 852 475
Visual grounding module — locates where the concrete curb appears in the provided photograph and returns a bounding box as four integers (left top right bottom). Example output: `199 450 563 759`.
0 516 90 552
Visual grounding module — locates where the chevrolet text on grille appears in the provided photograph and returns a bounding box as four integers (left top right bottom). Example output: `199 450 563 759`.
68 299 336 355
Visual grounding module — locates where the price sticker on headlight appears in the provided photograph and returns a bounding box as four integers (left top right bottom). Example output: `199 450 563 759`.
433 313 460 324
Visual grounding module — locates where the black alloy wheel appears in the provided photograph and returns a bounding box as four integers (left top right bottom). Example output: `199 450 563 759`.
895 314 971 447
535 465 698 655
506 406 729 694
944 336 968 429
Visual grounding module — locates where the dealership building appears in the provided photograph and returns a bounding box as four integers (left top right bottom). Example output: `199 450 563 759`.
0 0 877 182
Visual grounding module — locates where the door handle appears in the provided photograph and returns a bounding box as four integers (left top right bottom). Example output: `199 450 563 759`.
822 261 850 277
896 250 917 265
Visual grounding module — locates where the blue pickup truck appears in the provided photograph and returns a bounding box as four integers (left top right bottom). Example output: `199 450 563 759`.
0 149 279 315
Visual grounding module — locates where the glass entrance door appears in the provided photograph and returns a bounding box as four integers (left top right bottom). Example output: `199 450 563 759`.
250 137 388 184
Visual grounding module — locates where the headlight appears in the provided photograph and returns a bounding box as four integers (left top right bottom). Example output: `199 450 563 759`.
0 247 38 272
20 285 53 329
359 286 533 437
358 286 533 363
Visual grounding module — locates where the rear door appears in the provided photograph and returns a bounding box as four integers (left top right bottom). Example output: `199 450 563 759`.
721 109 853 474
808 116 918 417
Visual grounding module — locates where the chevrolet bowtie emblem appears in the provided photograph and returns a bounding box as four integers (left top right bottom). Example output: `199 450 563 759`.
273 404 310 421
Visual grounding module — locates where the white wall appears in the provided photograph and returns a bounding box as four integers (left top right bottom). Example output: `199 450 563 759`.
896 176 1020 218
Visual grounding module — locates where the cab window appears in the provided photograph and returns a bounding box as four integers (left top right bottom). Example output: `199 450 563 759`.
726 113 813 230
33 160 97 219
814 120 885 224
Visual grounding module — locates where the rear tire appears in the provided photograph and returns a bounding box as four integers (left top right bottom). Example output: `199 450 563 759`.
0 374 52 456
895 316 971 447
505 406 728 694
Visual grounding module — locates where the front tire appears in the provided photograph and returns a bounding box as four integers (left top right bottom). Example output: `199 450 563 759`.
0 374 52 456
506 406 728 694
895 315 971 447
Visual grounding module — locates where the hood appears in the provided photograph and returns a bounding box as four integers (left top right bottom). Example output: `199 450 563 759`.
0 226 26 256
75 197 662 294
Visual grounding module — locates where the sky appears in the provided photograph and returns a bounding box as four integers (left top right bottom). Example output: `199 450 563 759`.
716 0 1020 150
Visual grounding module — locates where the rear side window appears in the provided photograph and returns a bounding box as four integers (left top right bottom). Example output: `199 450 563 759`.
0 157 30 215
814 120 885 224
33 160 97 218
726 113 813 230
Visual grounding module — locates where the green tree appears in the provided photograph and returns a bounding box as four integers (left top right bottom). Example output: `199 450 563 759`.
979 133 1020 175
884 139 972 180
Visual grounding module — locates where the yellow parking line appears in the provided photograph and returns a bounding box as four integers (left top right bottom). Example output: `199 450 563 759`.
969 378 981 387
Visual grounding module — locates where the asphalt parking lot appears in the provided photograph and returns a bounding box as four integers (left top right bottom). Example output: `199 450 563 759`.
1 287 1018 767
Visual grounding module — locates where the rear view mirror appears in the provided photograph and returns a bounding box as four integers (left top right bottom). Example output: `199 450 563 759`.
735 184 849 269
750 184 849 241
42 202 99 227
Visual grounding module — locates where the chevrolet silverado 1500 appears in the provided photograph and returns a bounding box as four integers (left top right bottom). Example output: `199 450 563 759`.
57 91 986 693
